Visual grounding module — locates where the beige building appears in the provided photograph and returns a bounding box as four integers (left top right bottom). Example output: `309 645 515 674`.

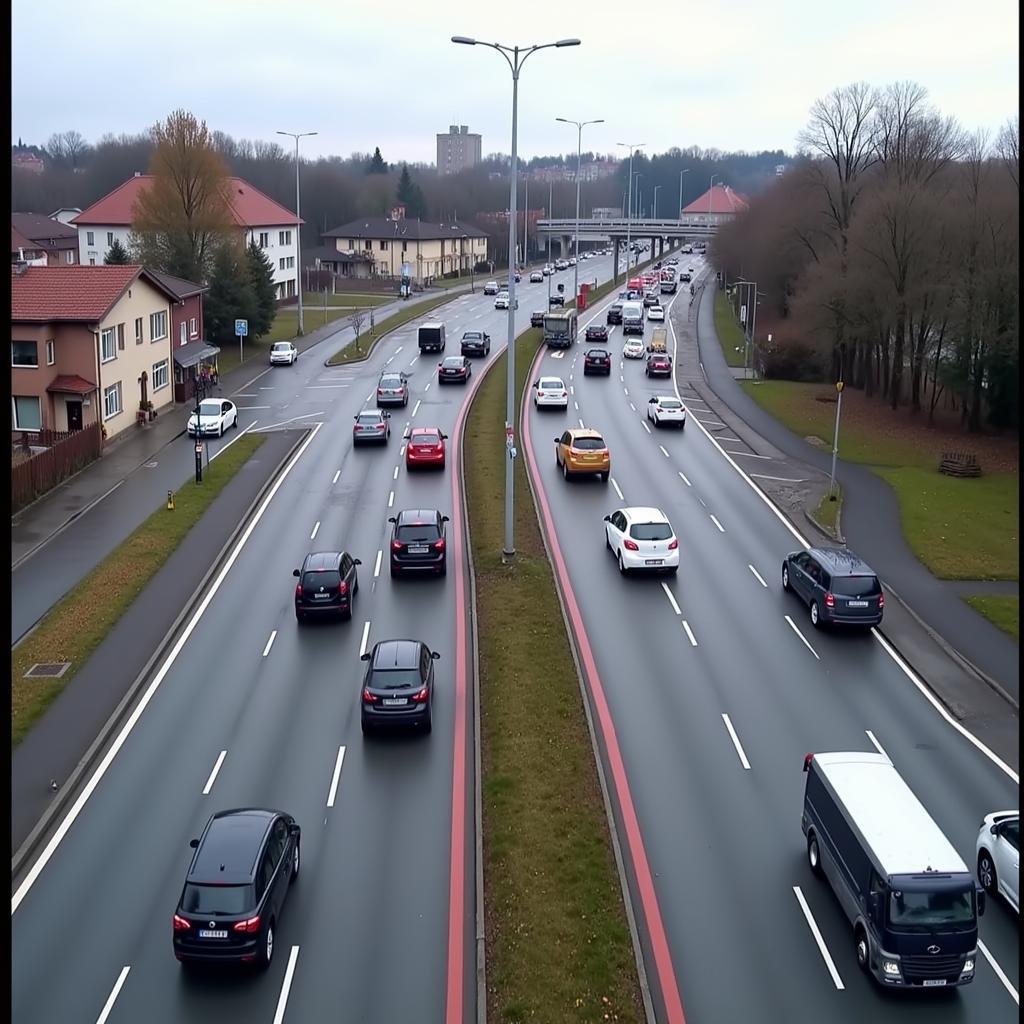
322 208 488 284
436 125 482 175
11 264 178 440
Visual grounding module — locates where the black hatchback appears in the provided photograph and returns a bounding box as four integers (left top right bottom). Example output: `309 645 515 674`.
172 808 300 970
438 355 471 384
293 551 361 621
389 509 449 577
782 547 884 628
584 349 612 375
361 639 440 734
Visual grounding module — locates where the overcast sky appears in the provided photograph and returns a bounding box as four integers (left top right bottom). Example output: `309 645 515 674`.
12 0 1019 164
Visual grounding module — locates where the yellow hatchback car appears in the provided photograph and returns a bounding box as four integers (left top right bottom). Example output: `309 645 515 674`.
554 428 611 481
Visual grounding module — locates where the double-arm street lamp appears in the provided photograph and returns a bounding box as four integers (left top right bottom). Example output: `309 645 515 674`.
617 142 645 272
652 184 662 220
277 130 317 336
556 116 603 311
453 34 581 559
679 168 689 221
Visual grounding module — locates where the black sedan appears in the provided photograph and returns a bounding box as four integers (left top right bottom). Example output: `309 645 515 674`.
548 294 566 307
389 508 448 577
461 330 491 357
531 310 546 328
361 639 440 735
606 303 623 325
438 355 471 384
293 550 360 621
585 324 609 343
583 348 612 375
646 353 673 378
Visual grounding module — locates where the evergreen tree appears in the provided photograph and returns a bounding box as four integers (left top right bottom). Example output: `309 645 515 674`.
367 146 388 174
245 239 277 338
204 240 258 346
104 238 130 265
396 164 427 218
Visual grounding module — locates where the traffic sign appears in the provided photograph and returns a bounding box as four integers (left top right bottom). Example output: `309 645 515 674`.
505 424 514 447
836 381 845 393
195 442 204 454
235 319 249 337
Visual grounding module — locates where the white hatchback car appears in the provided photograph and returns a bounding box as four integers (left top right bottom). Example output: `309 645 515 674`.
604 507 679 575
647 305 665 322
269 341 297 365
533 376 568 409
976 810 1019 911
647 396 686 429
495 291 517 310
483 281 499 295
622 339 646 360
187 398 238 438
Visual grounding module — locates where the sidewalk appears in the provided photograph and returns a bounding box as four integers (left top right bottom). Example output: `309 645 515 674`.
683 278 1019 708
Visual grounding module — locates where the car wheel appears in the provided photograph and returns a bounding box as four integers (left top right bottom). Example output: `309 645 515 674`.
667 565 678 576
562 460 569 480
290 839 300 882
600 472 609 482
617 552 628 575
977 850 998 895
218 423 224 438
605 528 611 550
233 414 239 430
855 927 869 974
259 922 275 971
361 718 373 737
807 833 823 876
295 610 304 623
439 560 447 577
782 564 790 591
810 601 821 629
422 705 433 734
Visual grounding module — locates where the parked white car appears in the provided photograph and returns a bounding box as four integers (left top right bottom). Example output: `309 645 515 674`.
976 810 1019 911
603 506 679 575
530 271 544 283
622 339 646 360
532 376 569 409
269 341 297 365
647 305 665 322
187 398 238 438
495 291 517 310
647 396 686 429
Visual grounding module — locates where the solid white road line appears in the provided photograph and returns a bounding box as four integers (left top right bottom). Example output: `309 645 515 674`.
978 940 1019 1004
784 615 820 660
202 750 228 795
661 582 682 616
709 514 725 533
310 521 320 540
262 631 278 658
374 550 383 578
209 420 258 461
326 746 347 808
865 730 889 759
412 399 421 417
305 385 350 389
393 466 399 480
11 423 323 916
95 966 131 1024
721 714 752 770
659 445 670 458
387 490 395 508
233 392 259 398
750 473 807 483
793 887 845 990
748 564 768 588
716 436 742 442
359 621 371 658
385 355 395 365
611 477 624 500
678 471 691 486
641 421 651 434
365 391 373 403
681 620 698 646
272 946 301 1024
332 469 341 484
725 450 772 460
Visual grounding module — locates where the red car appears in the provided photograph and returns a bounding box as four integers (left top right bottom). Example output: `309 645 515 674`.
646 353 673 378
405 427 447 470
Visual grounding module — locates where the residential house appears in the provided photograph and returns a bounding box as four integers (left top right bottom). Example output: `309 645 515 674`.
50 207 83 227
681 184 750 226
12 226 47 266
306 245 374 280
72 173 302 300
11 264 180 441
12 152 45 174
12 212 80 265
147 270 218 403
321 207 488 284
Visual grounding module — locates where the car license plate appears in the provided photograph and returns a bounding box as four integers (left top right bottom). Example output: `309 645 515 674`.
313 593 330 600
409 546 429 554
383 698 408 706
848 600 869 607
646 559 664 566
199 929 228 939
922 979 947 987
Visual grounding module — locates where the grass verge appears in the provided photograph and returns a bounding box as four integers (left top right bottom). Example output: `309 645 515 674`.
714 290 747 367
964 596 1019 643
813 488 842 535
301 291 391 308
467 272 646 1022
326 290 460 365
11 433 266 747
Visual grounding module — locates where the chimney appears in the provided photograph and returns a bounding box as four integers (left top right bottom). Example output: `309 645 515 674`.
134 171 141 177
15 260 29 275
460 125 469 134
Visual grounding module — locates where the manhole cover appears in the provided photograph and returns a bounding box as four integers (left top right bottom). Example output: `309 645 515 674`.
24 662 71 679
144 460 159 468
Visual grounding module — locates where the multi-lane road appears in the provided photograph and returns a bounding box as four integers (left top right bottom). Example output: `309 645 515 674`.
10 251 629 1023
521 268 1019 1021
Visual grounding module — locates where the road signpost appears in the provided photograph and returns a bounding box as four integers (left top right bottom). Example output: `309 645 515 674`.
194 441 204 484
235 318 248 365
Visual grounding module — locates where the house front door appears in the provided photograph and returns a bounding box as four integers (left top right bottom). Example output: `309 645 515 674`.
66 400 83 431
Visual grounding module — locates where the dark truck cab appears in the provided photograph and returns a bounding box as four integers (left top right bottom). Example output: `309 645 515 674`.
417 322 446 353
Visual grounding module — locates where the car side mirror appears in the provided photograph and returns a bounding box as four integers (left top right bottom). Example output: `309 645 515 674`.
990 823 1000 836
533 381 538 388
360 652 371 661
442 515 450 522
388 516 397 523
189 838 199 849
431 651 440 660
648 398 657 404
403 431 411 440
292 569 300 577
288 823 300 836
976 888 985 916
554 438 561 444
603 515 611 522
353 559 362 566
441 434 448 440
353 414 359 420
438 362 443 367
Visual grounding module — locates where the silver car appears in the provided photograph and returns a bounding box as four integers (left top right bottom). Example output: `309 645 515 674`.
353 409 390 445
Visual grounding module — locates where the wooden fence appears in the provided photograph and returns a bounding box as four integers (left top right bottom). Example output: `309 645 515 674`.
11 422 103 514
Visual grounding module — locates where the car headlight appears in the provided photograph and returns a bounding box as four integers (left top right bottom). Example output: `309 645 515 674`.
882 960 901 977
961 959 974 973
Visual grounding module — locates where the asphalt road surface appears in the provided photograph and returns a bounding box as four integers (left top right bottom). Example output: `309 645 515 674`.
521 267 1020 1023
10 251 632 1024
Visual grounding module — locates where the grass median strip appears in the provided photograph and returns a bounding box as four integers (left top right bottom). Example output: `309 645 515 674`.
964 595 1019 642
467 270 649 1022
11 433 265 747
714 290 747 368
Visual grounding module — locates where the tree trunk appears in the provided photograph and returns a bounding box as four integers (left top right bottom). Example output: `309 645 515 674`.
890 312 906 410
879 327 891 400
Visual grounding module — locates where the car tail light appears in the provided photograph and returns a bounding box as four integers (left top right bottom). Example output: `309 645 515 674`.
825 592 835 608
391 541 403 552
354 425 363 432
295 583 302 597
537 391 545 397
561 391 568 398
433 538 446 552
878 592 884 608
173 914 191 932
377 388 383 396
668 538 679 550
362 687 378 704
411 686 429 703
623 539 639 551
233 915 261 934
338 581 348 595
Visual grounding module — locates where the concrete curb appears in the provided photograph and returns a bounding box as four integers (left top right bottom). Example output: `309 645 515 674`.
803 503 845 545
11 429 310 881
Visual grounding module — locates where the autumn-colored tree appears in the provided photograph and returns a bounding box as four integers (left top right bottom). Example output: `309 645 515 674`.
131 110 234 283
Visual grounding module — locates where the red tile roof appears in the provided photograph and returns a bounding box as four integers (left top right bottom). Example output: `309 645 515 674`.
11 264 178 322
72 175 302 228
47 374 97 395
682 184 750 216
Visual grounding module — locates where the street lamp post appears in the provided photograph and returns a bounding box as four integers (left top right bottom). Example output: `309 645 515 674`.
556 116 603 310
653 184 662 220
277 130 317 336
679 168 689 221
829 343 846 498
454 34 581 559
617 144 644 274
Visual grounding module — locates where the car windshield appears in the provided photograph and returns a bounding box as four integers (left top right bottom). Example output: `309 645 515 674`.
659 400 683 409
463 332 482 340
888 887 975 930
442 357 464 368
630 523 673 541
303 569 341 588
357 413 383 425
198 400 221 416
539 379 564 389
413 432 441 445
396 523 441 542
369 670 423 690
182 883 253 915
572 437 606 451
588 350 609 358
271 343 290 352
832 575 881 597
379 376 403 388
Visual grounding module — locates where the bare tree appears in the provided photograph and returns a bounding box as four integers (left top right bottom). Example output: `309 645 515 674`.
46 130 91 170
348 308 366 354
995 115 1019 191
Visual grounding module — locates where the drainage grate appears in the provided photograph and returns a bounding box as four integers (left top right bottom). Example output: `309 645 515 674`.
24 662 71 679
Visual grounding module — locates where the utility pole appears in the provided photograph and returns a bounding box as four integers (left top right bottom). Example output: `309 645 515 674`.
557 116 603 311
829 343 846 499
277 130 317 335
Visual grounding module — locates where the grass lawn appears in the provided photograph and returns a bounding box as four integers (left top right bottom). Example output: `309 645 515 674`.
11 433 265 747
964 596 1019 642
714 290 747 368
813 488 842 534
301 291 391 308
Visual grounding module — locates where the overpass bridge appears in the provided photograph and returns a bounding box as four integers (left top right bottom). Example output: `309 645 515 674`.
535 217 717 270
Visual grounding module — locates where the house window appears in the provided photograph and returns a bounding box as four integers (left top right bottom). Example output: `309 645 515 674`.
135 317 144 345
12 340 38 367
89 258 96 266
86 231 95 245
100 328 117 362
152 359 169 391
107 232 115 246
12 395 42 431
279 230 292 246
65 250 74 264
279 257 286 271
103 381 122 420
348 239 354 248
380 240 388 251
286 256 294 269
149 310 168 341
117 323 126 350
259 231 270 248
189 317 198 338
46 340 55 365
180 321 187 345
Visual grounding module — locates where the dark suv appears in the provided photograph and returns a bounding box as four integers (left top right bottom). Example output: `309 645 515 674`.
782 548 884 628
606 303 623 325
293 551 361 620
172 808 300 970
389 509 449 577
360 639 440 734
583 349 612 375
461 330 491 357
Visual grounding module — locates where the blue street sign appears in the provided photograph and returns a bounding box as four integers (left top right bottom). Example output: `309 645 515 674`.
235 319 249 336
